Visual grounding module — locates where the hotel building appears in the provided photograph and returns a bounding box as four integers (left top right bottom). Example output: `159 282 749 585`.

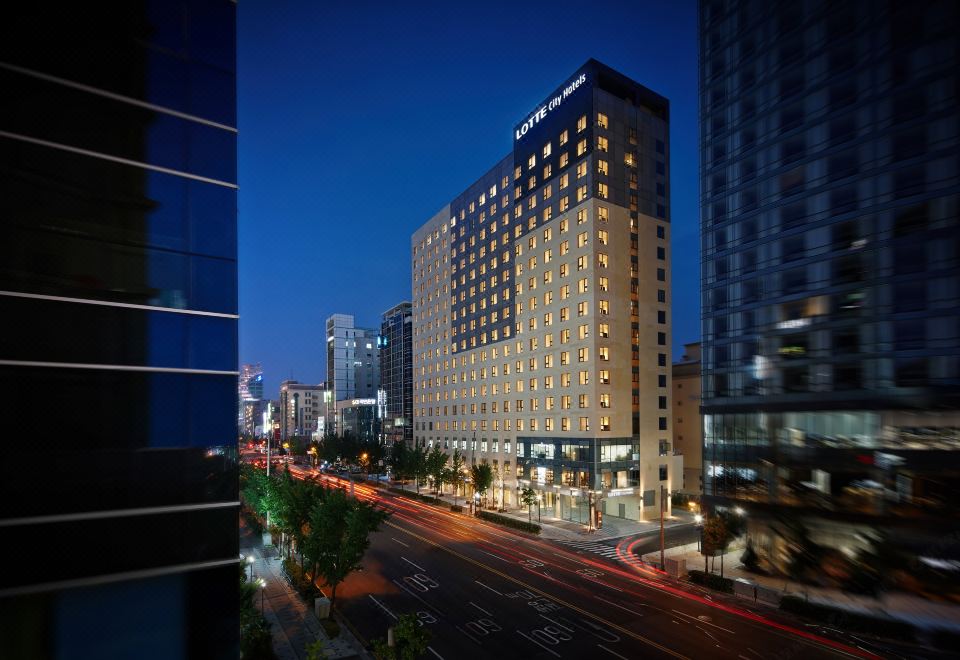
412 60 678 520
380 302 414 446
700 0 960 572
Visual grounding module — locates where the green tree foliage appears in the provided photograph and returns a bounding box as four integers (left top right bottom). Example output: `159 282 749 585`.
702 515 730 576
371 613 431 660
240 565 275 659
390 440 409 481
520 487 538 523
426 446 448 498
411 445 429 494
447 448 466 506
303 488 388 611
470 463 494 508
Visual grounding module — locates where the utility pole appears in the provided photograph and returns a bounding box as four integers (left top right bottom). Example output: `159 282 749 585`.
660 484 666 571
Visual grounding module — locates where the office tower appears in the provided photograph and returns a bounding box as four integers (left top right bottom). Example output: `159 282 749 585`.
700 0 960 575
326 313 380 403
279 380 327 441
0 2 238 657
380 302 414 446
412 60 677 519
672 343 703 494
239 362 263 431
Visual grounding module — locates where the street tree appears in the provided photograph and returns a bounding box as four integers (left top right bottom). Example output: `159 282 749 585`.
470 463 494 509
389 440 408 482
520 487 538 523
426 445 447 499
411 445 429 494
372 613 431 660
304 488 388 611
702 514 731 576
448 448 466 507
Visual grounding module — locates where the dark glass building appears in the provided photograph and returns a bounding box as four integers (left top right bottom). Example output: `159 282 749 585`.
0 2 239 657
700 0 960 576
380 302 413 446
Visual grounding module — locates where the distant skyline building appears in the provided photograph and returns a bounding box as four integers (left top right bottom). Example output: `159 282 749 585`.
0 2 239 656
239 362 263 431
699 0 960 574
326 313 380 403
380 302 413 446
279 380 326 440
672 343 702 494
412 59 678 519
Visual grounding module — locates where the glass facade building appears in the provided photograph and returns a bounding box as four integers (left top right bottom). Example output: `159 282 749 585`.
700 0 960 572
412 60 678 520
0 2 239 657
380 302 413 446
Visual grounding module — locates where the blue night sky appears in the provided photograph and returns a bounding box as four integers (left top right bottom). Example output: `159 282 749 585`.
238 1 699 396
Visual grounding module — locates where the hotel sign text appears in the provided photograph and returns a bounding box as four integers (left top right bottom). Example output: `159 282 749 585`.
515 73 587 141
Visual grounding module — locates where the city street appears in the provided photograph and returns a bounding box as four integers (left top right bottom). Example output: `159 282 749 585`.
283 466 900 660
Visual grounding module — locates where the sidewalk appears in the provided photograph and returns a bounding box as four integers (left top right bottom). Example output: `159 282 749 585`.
385 480 695 542
240 521 368 660
642 540 960 634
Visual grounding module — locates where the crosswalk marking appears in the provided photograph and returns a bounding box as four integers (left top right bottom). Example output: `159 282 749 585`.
556 539 646 568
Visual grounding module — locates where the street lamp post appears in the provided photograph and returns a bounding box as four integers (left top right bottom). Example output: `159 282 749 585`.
258 577 267 610
246 554 255 581
536 494 542 522
694 514 703 553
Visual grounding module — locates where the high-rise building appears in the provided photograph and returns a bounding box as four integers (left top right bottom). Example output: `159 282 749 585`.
326 313 380 403
0 2 238 656
239 362 263 431
279 380 327 441
672 343 702 494
380 302 413 446
699 0 960 574
412 59 678 519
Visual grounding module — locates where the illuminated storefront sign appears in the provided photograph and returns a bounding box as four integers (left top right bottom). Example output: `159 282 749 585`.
351 398 376 406
515 73 587 141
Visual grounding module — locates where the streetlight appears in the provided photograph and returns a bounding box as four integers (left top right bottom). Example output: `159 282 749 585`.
694 514 704 553
258 577 267 610
535 494 542 522
246 554 255 581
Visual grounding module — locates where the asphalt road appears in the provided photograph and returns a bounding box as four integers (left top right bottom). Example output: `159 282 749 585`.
283 466 909 660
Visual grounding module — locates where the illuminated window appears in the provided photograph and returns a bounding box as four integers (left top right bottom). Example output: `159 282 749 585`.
597 183 608 199
528 175 536 190
599 370 610 384
559 152 569 168
577 185 588 202
624 152 635 167
561 373 571 387
560 263 568 277
577 231 588 248
560 351 569 365
597 136 608 152
597 253 608 268
560 284 570 299
577 139 587 156
576 162 587 179
598 206 608 222
560 219 569 233
577 301 588 317
577 115 587 132
543 164 552 179
599 417 610 431
578 278 589 294
597 159 608 176
559 129 569 145
578 324 589 339
577 256 586 271
514 165 522 180
597 112 608 128
528 154 536 169
559 196 569 212
560 328 571 343
597 230 608 245
560 307 569 321
560 173 569 189
599 300 609 315
598 347 609 361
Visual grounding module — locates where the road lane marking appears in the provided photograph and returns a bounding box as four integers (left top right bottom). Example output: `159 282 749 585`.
387 521 688 659
478 549 510 563
402 556 425 572
516 630 562 658
697 626 720 643
474 580 504 596
539 614 575 631
470 601 493 616
393 579 442 617
369 595 397 620
598 644 629 660
455 624 482 644
594 595 646 617
672 609 734 634
392 537 410 547
427 646 444 659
